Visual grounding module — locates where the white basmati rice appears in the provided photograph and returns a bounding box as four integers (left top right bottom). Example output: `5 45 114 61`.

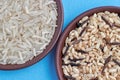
0 0 57 64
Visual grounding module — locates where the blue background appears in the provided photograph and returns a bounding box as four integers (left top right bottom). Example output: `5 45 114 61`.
0 0 120 80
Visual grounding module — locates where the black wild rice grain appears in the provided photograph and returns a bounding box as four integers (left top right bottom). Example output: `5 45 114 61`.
71 37 77 42
110 48 113 51
100 45 104 53
79 27 88 36
76 19 89 28
109 42 120 45
76 22 82 28
69 63 81 66
101 16 120 28
75 49 88 54
113 59 120 67
63 62 81 66
62 44 70 58
101 16 113 28
104 55 112 65
72 39 83 45
118 14 120 17
85 61 90 64
102 55 112 74
69 58 84 62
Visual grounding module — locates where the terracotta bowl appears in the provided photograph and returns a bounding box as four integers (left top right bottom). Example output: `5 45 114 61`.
56 6 120 80
0 0 63 70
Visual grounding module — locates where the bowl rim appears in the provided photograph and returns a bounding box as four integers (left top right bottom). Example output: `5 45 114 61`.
56 6 120 80
0 0 64 70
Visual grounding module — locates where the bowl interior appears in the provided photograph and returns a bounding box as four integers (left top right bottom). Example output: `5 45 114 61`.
56 6 120 80
0 0 63 70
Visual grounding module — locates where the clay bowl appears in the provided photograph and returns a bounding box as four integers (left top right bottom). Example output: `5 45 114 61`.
0 0 63 70
56 6 120 80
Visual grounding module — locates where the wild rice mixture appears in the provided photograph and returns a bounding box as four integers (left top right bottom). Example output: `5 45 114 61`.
0 0 57 64
62 11 120 80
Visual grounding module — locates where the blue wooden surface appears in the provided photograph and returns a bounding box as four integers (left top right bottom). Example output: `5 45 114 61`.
0 0 120 80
